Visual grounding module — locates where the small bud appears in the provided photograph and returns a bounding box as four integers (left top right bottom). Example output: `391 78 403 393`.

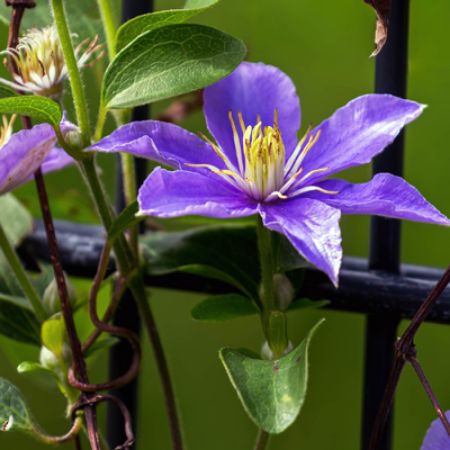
39 343 71 371
261 340 293 360
43 273 77 316
273 274 295 311
64 129 83 150
39 346 59 370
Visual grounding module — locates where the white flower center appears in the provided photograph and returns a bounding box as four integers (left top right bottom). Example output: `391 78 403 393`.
187 110 338 202
0 26 102 98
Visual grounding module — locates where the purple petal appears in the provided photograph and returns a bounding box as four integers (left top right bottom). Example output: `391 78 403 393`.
421 412 450 450
259 198 342 286
89 120 224 171
300 94 424 185
138 167 257 219
41 147 74 174
305 173 450 226
204 62 301 166
0 123 57 194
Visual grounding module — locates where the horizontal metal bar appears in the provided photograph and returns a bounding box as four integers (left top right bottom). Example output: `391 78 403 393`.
20 220 450 324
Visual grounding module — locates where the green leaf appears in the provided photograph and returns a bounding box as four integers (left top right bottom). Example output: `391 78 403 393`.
0 221 41 345
0 96 62 129
0 294 33 311
108 201 143 243
17 362 52 375
142 225 259 299
0 300 40 345
0 86 17 99
289 298 329 312
192 296 328 322
116 0 219 52
220 319 324 434
0 195 33 247
191 293 258 321
179 264 254 298
104 24 246 109
0 378 34 433
41 315 65 358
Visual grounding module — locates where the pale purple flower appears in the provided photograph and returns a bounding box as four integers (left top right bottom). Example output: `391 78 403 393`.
421 412 450 449
90 62 450 285
0 116 74 194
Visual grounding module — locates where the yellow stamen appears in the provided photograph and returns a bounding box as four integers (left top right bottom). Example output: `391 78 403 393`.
237 112 246 133
298 166 329 184
0 114 15 149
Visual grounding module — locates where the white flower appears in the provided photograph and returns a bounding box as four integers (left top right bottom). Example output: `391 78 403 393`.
0 25 102 98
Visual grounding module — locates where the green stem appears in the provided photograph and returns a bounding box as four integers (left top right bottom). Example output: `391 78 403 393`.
256 216 288 358
93 0 117 142
79 157 134 274
120 152 137 209
256 216 275 310
96 0 117 60
52 0 182 435
0 223 46 321
80 156 184 450
50 0 91 147
253 429 270 450
33 416 83 445
120 152 139 251
93 100 108 142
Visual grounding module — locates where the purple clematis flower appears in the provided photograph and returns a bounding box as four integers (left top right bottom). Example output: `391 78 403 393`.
0 115 74 194
90 62 450 285
421 412 450 449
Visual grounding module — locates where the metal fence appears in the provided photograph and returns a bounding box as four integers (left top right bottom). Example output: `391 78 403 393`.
17 1 447 449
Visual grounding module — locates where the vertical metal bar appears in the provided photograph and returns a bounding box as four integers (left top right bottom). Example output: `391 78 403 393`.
106 2 153 448
362 1 410 449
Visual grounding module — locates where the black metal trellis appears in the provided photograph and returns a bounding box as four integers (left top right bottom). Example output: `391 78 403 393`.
16 1 443 449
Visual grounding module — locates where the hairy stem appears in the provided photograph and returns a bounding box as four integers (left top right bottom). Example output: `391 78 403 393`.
120 152 139 252
0 222 46 321
50 0 91 147
253 429 270 450
96 0 117 60
94 101 108 142
93 0 117 141
80 156 184 450
34 416 83 445
256 216 288 358
256 216 275 310
51 2 183 441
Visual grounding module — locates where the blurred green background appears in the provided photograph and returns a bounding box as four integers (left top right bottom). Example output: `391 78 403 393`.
1 0 450 449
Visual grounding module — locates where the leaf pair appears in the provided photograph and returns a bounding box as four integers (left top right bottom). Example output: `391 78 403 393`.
141 224 326 322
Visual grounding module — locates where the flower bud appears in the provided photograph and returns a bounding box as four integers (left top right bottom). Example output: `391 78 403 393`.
39 346 59 371
39 343 71 371
273 273 295 311
64 129 83 150
43 273 77 316
261 340 293 360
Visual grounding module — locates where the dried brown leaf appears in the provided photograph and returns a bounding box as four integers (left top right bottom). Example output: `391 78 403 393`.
364 0 391 57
